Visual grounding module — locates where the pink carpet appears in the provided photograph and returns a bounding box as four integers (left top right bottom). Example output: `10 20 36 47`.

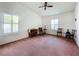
0 35 79 56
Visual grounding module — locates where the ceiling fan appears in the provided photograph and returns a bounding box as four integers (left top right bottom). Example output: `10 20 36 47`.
39 2 53 10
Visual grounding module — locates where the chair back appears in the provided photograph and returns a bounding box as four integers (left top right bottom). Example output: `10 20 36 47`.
38 27 43 32
57 28 62 32
72 29 75 35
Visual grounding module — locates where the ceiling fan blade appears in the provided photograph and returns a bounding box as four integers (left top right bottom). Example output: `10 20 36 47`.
47 5 53 7
39 6 44 8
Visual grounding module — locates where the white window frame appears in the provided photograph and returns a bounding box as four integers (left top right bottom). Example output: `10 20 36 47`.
12 15 19 33
51 19 58 31
3 14 19 34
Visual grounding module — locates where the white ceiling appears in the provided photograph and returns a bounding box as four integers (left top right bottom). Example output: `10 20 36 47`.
21 2 76 16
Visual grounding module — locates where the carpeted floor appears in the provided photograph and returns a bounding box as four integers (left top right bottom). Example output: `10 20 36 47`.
0 35 79 56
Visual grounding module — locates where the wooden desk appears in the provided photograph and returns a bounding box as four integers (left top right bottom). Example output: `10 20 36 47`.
29 29 37 37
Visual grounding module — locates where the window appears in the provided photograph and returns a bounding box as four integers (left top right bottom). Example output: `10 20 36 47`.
4 14 19 33
51 19 58 30
4 14 11 33
13 16 19 32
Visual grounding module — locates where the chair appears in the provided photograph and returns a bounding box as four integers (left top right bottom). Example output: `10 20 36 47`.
65 29 71 39
71 29 75 39
57 28 62 36
38 27 44 35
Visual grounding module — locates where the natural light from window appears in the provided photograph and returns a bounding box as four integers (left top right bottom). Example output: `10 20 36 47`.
4 14 19 33
51 19 58 30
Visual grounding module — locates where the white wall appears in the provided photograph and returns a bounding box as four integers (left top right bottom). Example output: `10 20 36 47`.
42 11 75 36
74 2 79 47
0 3 42 45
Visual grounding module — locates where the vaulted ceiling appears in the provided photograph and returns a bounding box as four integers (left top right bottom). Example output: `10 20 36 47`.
21 2 76 16
0 2 76 16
